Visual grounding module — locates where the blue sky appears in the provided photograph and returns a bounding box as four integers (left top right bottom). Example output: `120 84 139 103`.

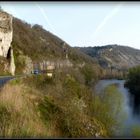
1 2 140 49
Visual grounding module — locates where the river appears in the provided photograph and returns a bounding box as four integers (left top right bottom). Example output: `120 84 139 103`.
95 79 140 137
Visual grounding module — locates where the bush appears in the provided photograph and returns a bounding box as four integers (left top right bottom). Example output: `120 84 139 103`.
125 66 140 96
125 66 140 114
91 85 126 136
38 96 61 122
9 78 21 85
22 75 54 92
80 64 97 86
131 124 140 137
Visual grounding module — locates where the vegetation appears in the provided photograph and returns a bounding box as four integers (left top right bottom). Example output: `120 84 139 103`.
0 65 125 138
125 65 140 114
0 11 128 138
76 45 140 79
131 124 140 137
100 68 126 80
80 64 98 86
0 56 10 76
125 65 140 95
12 17 97 64
1 16 102 75
91 84 126 136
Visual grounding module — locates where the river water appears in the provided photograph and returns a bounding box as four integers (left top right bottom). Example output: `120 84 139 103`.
94 79 140 137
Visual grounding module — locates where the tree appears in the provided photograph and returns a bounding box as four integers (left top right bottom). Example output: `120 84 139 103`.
125 66 140 95
125 65 140 114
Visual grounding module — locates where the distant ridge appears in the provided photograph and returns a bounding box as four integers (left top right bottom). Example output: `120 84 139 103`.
76 44 140 70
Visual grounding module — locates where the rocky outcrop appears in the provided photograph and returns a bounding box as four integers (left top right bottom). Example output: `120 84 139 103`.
35 59 73 71
0 11 15 75
9 48 15 76
0 11 13 57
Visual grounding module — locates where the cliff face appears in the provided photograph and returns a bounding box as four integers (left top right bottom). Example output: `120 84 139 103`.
9 48 15 76
0 11 15 75
0 11 13 57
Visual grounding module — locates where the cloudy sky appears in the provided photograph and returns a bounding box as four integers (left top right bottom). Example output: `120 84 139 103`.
1 2 140 49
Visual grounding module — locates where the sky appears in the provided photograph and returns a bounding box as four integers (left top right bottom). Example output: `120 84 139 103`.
1 2 140 49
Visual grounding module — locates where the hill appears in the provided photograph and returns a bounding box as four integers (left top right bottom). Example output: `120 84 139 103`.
76 44 140 71
0 10 101 75
11 17 100 74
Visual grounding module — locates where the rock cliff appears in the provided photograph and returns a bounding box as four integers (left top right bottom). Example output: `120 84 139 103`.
0 11 15 75
0 11 13 57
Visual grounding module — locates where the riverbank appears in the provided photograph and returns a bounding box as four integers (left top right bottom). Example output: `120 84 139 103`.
94 79 140 137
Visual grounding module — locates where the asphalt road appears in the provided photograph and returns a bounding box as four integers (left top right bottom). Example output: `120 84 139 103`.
0 76 15 88
0 74 34 88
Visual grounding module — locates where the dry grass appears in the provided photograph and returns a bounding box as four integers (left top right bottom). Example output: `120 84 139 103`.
0 83 48 138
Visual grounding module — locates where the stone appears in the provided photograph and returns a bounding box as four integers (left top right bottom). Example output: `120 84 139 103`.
0 11 13 58
9 48 15 76
0 11 15 76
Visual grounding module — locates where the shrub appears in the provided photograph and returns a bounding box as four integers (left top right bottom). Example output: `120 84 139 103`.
91 85 126 136
125 66 140 114
125 66 140 96
38 96 61 122
131 124 140 137
80 64 97 86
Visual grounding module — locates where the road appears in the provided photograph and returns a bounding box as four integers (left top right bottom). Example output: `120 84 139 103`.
0 76 15 88
0 74 36 88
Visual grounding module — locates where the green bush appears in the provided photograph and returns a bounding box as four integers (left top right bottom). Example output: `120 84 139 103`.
80 64 97 86
131 124 140 137
9 78 21 85
22 75 54 91
125 66 140 95
91 85 126 136
38 96 61 123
